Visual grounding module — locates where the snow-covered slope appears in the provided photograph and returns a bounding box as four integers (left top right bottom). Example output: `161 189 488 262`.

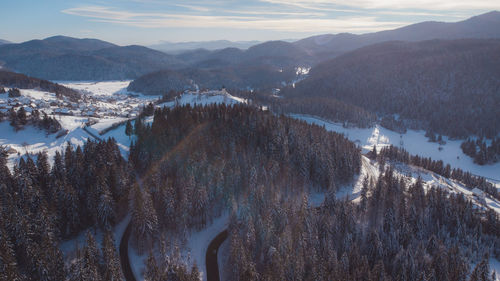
59 81 131 96
0 119 89 169
0 81 159 167
159 90 247 108
293 114 500 182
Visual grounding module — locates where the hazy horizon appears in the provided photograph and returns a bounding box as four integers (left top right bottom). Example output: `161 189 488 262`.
2 0 500 46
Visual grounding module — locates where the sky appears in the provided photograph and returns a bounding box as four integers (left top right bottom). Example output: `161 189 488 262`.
1 0 499 45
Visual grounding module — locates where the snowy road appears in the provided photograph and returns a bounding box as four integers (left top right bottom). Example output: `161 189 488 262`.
120 222 137 281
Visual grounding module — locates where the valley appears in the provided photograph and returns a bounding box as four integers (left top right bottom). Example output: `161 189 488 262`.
1 7 500 281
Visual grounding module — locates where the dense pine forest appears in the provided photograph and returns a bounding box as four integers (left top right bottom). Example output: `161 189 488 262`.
128 104 361 251
225 167 500 281
461 138 500 165
1 105 62 133
0 139 132 280
0 70 81 101
285 39 500 139
375 145 499 200
1 104 499 281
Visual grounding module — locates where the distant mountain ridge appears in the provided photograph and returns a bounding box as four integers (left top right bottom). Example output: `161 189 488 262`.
287 38 500 138
150 40 262 53
294 10 500 59
173 11 500 68
1 11 500 83
0 39 11 45
0 36 184 81
0 70 81 101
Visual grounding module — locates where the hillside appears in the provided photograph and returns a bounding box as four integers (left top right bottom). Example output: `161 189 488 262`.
0 70 81 101
149 39 261 53
172 40 313 68
0 36 184 80
0 39 11 45
287 39 500 138
294 11 500 59
127 64 296 95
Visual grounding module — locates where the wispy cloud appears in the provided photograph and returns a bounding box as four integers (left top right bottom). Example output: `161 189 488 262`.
62 6 409 33
261 0 500 11
175 4 212 12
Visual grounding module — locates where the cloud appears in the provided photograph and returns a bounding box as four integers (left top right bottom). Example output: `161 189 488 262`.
175 4 212 12
261 0 500 11
62 6 409 33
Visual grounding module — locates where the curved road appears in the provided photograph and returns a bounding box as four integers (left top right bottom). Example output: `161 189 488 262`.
119 221 137 281
119 220 229 281
206 229 228 281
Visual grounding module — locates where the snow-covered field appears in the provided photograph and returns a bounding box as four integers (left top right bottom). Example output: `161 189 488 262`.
0 81 161 167
1 82 249 169
293 114 500 182
158 89 246 108
0 119 90 169
4 83 499 279
128 213 230 281
58 81 131 96
60 214 130 261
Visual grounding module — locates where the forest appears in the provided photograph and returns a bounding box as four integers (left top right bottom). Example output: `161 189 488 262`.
461 138 500 165
375 145 499 200
128 104 361 252
0 70 81 101
285 39 500 139
0 105 62 133
0 139 132 280
1 104 499 281
224 167 499 281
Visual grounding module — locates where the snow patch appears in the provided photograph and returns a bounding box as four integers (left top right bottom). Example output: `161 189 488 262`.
293 114 500 181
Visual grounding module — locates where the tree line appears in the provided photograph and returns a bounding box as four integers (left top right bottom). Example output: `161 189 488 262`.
375 145 498 200
225 166 500 281
0 138 132 280
128 104 361 254
0 70 81 101
461 138 500 165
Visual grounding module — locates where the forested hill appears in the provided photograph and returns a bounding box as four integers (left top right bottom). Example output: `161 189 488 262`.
294 11 500 59
0 70 81 101
127 65 296 95
286 39 500 138
0 36 184 81
127 104 361 252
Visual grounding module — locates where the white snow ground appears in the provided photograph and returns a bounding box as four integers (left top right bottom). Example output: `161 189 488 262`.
59 81 131 96
0 120 90 170
158 90 247 108
293 114 500 183
4 84 499 278
0 81 160 167
186 214 229 281
128 213 230 281
491 258 500 281
60 214 130 261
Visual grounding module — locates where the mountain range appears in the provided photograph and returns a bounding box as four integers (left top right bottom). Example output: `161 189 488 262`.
0 36 184 80
294 10 500 59
149 40 262 53
1 11 500 84
286 38 500 138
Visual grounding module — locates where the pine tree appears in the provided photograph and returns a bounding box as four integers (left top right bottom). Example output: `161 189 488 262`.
97 184 115 230
144 252 160 281
469 254 493 281
81 232 102 281
125 120 133 137
0 228 21 281
17 107 27 126
101 231 123 281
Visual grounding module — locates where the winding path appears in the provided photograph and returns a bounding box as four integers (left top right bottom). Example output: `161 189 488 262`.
119 221 137 281
206 229 228 281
